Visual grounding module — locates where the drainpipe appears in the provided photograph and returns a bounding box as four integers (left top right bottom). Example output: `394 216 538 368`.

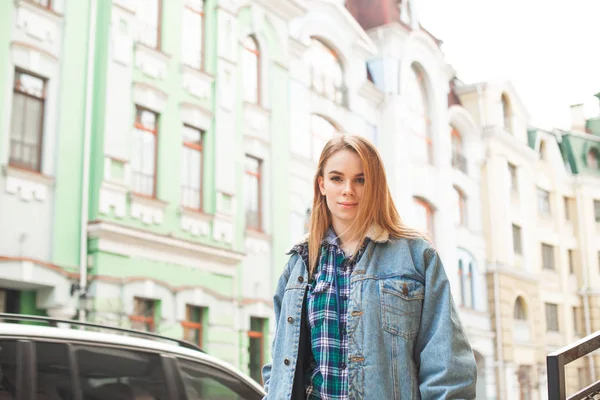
78 0 97 322
493 268 506 399
574 179 595 381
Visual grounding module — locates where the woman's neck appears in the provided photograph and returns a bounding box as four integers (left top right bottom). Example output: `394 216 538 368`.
331 220 359 252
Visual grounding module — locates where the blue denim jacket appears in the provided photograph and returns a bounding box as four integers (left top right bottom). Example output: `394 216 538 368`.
262 227 477 399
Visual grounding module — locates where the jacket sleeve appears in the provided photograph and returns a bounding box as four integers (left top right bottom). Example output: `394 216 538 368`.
415 248 477 399
261 256 294 396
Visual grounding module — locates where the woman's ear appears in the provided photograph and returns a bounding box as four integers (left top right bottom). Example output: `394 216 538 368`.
317 176 325 196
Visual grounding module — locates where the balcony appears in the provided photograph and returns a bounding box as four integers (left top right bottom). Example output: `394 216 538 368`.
451 151 468 174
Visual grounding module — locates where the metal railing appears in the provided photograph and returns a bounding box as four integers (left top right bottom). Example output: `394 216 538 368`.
0 313 204 353
547 329 600 399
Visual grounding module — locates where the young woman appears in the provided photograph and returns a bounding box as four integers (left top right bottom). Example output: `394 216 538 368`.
262 135 477 399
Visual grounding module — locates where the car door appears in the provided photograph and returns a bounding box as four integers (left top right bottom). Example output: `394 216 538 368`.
174 357 264 400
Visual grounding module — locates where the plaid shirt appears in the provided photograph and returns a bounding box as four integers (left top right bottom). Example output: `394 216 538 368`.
292 229 369 400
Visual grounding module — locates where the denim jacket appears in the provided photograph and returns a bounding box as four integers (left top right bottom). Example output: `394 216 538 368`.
262 225 477 399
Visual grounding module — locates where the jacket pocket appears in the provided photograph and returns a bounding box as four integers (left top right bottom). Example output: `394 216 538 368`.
379 277 424 339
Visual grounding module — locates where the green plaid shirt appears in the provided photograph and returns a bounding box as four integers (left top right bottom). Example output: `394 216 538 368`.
293 229 369 400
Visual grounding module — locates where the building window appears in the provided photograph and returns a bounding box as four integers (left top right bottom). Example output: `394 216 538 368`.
537 188 551 215
452 186 467 227
413 197 434 237
573 306 583 337
182 0 205 69
451 127 467 174
539 140 547 160
244 155 262 231
242 35 260 104
136 0 161 49
308 38 345 106
458 260 474 308
545 303 559 332
181 125 203 210
248 317 266 384
512 224 522 255
182 305 205 348
501 93 512 134
542 243 555 270
406 63 432 164
564 196 572 221
132 106 158 197
568 249 575 275
514 297 527 320
130 297 156 332
594 200 600 223
508 162 518 194
587 148 599 169
310 114 341 163
9 70 47 172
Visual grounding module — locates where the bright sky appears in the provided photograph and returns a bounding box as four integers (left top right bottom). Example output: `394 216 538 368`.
418 0 600 130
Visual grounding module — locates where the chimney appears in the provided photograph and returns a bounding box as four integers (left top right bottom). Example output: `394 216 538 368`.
570 104 586 132
346 0 400 31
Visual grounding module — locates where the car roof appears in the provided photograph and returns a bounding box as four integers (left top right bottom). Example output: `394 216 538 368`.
0 322 264 394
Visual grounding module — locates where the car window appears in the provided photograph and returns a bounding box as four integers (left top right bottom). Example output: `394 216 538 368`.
36 342 75 400
0 340 18 400
177 358 262 400
74 345 169 400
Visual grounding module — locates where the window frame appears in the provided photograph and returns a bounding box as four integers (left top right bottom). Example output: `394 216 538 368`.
181 305 204 348
182 0 206 70
453 186 467 228
242 35 261 105
512 224 523 255
180 124 204 211
406 63 433 165
308 38 346 107
10 68 47 172
536 187 551 215
501 93 512 134
541 243 555 271
244 155 263 232
136 0 163 50
594 200 600 223
508 162 518 194
248 317 266 385
545 302 559 332
130 297 157 332
413 197 434 237
132 105 159 198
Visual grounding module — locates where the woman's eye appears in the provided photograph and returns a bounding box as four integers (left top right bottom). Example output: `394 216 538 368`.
331 176 342 182
356 178 365 184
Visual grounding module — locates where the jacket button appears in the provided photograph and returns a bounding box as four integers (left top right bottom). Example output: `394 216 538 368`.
298 276 304 283
284 358 290 366
287 317 294 323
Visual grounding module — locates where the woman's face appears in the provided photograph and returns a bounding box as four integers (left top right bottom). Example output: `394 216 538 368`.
318 149 365 229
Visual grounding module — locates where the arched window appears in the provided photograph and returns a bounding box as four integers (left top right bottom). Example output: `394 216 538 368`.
452 186 467 227
310 114 341 163
451 126 467 173
514 297 527 320
587 148 599 169
309 38 345 105
501 93 512 134
413 197 434 237
242 35 260 104
406 63 432 164
457 251 475 309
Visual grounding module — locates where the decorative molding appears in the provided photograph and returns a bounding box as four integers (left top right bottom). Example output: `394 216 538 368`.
243 103 270 141
129 193 168 225
132 82 168 113
213 213 234 244
483 125 539 163
180 207 213 237
181 102 213 131
134 43 170 80
99 181 127 218
244 230 270 254
87 220 244 268
2 165 54 202
181 64 214 101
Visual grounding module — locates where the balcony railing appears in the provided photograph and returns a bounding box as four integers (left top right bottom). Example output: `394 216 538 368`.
547 329 600 399
452 151 468 174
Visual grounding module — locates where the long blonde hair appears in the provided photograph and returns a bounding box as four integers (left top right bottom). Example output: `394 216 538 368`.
307 134 427 275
